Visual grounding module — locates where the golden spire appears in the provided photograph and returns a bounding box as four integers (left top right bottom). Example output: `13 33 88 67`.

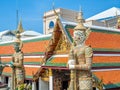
14 31 23 50
17 19 24 33
116 18 120 29
74 8 86 31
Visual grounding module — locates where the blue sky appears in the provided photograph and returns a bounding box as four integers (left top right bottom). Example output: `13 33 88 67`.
0 0 120 33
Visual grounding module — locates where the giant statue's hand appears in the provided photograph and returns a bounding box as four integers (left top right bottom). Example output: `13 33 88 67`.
69 65 75 69
68 59 75 65
67 59 75 69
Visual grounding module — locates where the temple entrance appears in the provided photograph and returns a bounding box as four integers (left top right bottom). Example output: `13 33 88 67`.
93 87 96 90
5 76 8 84
36 79 39 90
62 80 69 90
53 70 70 90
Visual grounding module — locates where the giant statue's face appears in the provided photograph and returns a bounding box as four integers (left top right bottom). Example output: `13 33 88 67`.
73 30 86 45
14 42 20 52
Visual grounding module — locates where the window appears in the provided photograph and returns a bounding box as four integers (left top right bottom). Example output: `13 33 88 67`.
49 21 54 29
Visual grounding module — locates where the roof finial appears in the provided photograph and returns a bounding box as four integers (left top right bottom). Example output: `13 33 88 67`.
79 5 82 13
74 6 86 31
52 1 55 9
116 18 120 29
115 10 119 19
17 19 24 33
52 2 59 19
16 0 18 28
115 10 120 29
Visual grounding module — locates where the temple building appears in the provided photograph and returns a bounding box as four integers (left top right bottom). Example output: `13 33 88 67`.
86 7 120 28
0 7 120 90
0 20 42 42
43 8 78 34
0 30 15 42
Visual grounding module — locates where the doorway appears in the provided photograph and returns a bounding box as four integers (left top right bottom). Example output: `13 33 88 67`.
62 81 68 90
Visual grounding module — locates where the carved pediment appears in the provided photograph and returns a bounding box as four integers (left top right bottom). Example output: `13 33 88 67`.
55 35 70 54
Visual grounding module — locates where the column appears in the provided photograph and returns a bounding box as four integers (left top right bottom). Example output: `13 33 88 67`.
0 75 5 83
39 77 49 90
32 81 36 90
0 76 2 82
8 77 11 89
39 77 42 90
49 68 53 90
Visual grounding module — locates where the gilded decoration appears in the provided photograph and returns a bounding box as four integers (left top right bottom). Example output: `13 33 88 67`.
53 70 69 90
116 18 120 29
93 78 103 90
54 78 62 90
55 35 70 53
41 69 49 82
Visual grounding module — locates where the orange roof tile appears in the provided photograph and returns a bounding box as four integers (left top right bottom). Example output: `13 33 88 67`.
24 58 43 62
1 58 11 62
51 57 68 63
3 67 12 73
93 56 120 63
86 32 120 49
25 67 40 76
94 70 120 84
22 40 49 53
68 28 74 37
0 40 49 55
0 46 14 55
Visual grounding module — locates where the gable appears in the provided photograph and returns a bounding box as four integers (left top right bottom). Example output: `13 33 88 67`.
55 30 71 54
42 19 71 62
